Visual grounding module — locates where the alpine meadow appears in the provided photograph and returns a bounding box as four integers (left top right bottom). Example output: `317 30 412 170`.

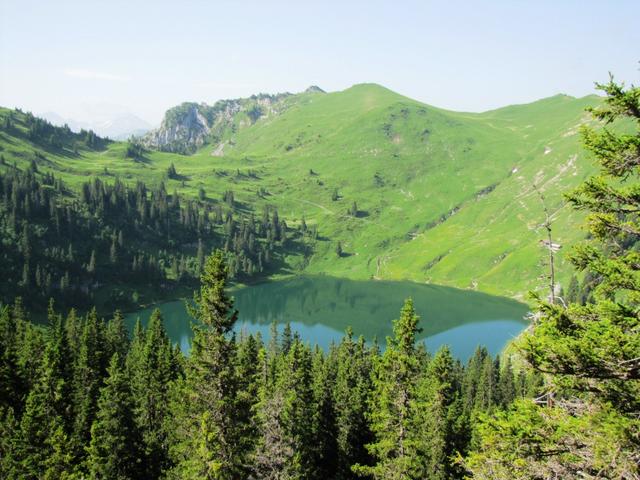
0 1 638 479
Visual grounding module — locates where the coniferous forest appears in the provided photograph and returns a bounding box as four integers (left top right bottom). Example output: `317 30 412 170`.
0 252 543 480
1 79 639 477
0 115 307 314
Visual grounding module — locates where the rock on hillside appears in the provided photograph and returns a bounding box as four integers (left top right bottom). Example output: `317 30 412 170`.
142 102 211 153
143 87 325 154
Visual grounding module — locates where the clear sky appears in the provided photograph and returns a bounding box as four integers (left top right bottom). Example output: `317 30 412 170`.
1 0 638 125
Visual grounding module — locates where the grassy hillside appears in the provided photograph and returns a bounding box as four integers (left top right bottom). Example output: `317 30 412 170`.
0 86 600 301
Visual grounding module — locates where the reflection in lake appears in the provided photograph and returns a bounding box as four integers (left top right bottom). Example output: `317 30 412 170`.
126 276 529 359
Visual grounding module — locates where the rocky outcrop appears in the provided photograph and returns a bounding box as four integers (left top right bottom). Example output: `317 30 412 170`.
305 85 325 94
142 103 210 153
142 87 324 154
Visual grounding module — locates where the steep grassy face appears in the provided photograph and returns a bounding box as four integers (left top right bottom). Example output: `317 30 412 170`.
0 86 600 300
377 94 600 298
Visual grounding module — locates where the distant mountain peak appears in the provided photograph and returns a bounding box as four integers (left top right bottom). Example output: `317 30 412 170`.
305 85 325 94
39 110 150 140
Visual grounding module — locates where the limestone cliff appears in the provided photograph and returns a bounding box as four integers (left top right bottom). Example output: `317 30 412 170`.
143 87 325 154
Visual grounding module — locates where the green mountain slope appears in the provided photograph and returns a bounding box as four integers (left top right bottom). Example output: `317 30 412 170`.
0 86 600 301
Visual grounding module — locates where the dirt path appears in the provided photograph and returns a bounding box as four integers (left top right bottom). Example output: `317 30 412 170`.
298 199 335 214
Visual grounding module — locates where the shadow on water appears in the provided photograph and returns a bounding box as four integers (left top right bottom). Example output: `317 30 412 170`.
125 276 530 359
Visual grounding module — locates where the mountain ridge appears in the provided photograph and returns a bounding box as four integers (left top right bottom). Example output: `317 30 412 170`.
143 83 599 155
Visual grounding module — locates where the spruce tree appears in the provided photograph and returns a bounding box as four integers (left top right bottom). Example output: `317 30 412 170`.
129 309 177 479
43 420 74 480
473 355 498 411
354 299 423 479
87 353 143 479
0 407 20 479
109 237 118 264
14 299 46 396
235 333 261 464
565 274 580 304
413 345 462 480
197 239 205 274
310 346 338 479
252 388 295 479
71 308 107 465
18 301 73 478
105 310 129 361
167 163 178 179
333 330 374 478
350 201 358 217
87 250 96 275
497 356 516 407
169 250 245 479
281 322 293 354
254 339 316 479
0 306 24 413
461 346 488 415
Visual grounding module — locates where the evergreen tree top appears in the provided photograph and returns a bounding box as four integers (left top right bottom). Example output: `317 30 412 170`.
391 298 422 355
190 250 238 335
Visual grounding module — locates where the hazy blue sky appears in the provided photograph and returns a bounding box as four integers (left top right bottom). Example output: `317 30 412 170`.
1 0 638 125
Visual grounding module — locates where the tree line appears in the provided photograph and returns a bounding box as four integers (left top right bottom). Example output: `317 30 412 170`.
0 108 106 152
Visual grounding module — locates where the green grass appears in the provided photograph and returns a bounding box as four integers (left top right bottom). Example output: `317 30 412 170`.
0 85 601 301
